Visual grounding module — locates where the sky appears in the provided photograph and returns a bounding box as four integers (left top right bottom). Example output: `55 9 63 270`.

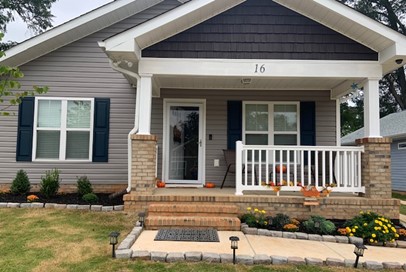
4 0 113 43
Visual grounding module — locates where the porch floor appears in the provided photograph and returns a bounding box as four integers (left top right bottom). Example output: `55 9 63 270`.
152 187 357 198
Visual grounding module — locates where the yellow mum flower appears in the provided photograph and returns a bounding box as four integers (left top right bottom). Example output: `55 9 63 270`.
346 227 351 233
354 226 359 229
372 233 376 238
360 211 364 214
261 210 266 214
374 227 378 230
387 224 391 228
379 221 383 226
254 208 259 212
349 233 354 236
352 228 356 233
369 239 374 243
247 207 251 211
374 220 379 224
395 234 399 238
364 223 368 226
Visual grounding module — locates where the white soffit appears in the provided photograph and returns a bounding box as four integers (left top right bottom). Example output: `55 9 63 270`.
101 0 245 52
0 0 164 67
274 0 406 53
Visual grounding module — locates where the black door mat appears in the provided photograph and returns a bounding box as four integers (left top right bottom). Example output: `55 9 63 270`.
154 229 219 242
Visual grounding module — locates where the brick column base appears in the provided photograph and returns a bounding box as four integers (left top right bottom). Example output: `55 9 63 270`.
356 137 392 199
131 134 157 195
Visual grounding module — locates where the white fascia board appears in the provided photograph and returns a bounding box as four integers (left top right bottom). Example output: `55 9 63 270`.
1 0 162 66
139 58 383 79
102 0 245 51
380 42 406 75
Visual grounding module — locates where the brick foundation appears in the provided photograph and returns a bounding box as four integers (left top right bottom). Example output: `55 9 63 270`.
356 137 392 199
130 134 157 195
123 194 400 220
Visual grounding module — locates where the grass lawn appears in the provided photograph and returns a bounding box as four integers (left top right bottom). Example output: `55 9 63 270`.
392 192 406 201
0 209 381 272
400 205 406 215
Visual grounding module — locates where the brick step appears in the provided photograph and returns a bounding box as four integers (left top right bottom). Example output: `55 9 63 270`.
147 203 239 217
145 215 241 231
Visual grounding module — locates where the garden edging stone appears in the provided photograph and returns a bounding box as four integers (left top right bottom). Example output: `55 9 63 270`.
0 201 125 212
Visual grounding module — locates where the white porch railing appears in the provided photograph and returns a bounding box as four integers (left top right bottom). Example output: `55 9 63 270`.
235 141 365 195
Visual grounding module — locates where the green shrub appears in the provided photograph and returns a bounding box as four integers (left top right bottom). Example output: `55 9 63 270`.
10 170 30 195
240 207 268 228
344 211 399 244
302 215 336 235
76 176 93 196
271 213 291 231
40 169 60 198
82 193 99 204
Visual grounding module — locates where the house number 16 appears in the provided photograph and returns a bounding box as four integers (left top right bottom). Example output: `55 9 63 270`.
255 64 266 73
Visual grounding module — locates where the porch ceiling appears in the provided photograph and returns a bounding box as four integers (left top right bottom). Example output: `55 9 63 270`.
154 75 363 93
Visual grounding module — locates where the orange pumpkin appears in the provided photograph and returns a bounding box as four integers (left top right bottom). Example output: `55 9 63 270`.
205 182 215 188
156 180 166 188
275 165 287 173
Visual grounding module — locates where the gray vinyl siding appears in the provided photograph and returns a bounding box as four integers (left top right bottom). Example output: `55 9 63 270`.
143 0 377 60
151 89 336 186
391 140 406 192
0 1 180 187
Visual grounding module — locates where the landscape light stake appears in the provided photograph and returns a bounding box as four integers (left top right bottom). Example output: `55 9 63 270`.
109 231 120 258
353 242 367 268
229 236 239 265
138 212 145 227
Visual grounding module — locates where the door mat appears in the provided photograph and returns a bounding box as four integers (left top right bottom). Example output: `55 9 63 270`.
154 229 219 242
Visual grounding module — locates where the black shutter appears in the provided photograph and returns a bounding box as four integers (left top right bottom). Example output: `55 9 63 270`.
16 97 35 161
93 98 110 162
227 101 242 150
300 101 316 146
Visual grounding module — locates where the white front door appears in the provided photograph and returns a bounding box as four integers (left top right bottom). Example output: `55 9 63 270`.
163 100 205 185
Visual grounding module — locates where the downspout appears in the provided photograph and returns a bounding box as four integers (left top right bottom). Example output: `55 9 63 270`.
109 60 141 193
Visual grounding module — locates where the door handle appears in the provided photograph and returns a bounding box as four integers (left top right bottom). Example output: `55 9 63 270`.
199 140 202 147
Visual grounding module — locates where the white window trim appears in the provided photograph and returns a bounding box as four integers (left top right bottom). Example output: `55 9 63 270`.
243 101 300 146
32 97 94 162
398 142 406 150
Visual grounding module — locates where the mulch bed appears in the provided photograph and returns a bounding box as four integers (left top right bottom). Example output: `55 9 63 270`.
0 192 124 206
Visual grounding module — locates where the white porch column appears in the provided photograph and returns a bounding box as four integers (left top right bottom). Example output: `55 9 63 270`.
137 74 153 135
363 78 381 138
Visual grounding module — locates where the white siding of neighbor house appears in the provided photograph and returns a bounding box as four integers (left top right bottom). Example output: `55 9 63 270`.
391 140 406 192
151 89 336 187
0 1 181 187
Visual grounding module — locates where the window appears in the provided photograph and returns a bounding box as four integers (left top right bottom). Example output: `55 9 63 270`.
243 102 299 161
398 142 406 150
33 98 94 161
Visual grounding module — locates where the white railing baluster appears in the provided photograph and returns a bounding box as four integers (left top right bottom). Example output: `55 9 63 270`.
234 142 365 195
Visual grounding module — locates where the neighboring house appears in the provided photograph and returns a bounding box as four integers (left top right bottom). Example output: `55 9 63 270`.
342 111 406 192
0 0 405 218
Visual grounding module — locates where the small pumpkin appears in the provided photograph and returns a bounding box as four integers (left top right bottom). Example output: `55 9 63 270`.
156 180 166 188
275 165 287 173
205 182 215 188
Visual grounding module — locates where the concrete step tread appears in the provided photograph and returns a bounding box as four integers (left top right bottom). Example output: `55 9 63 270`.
145 215 241 231
148 203 239 215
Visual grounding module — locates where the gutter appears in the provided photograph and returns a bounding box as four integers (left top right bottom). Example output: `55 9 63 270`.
109 60 141 193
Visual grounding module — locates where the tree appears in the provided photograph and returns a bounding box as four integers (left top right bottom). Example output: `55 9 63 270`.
339 0 406 135
0 1 57 114
0 0 57 34
0 35 48 115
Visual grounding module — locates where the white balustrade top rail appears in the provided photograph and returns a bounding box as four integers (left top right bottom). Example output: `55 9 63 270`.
235 141 365 196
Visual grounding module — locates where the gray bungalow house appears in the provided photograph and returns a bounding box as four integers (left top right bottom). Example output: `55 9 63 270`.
342 111 406 192
1 0 406 221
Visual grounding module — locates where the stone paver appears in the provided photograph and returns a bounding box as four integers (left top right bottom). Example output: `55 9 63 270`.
308 234 322 241
66 204 78 209
20 203 31 208
287 256 305 265
115 249 132 259
220 254 234 264
202 252 220 263
45 203 57 209
335 236 349 243
54 204 67 209
305 257 324 266
326 258 345 266
282 232 296 239
295 232 308 240
166 252 185 263
114 205 124 211
382 261 402 269
90 205 102 211
32 202 44 208
344 259 363 268
349 236 363 245
7 203 20 208
258 229 270 236
397 240 406 248
271 255 288 264
243 228 258 235
102 206 114 212
253 254 271 265
132 250 150 260
77 205 90 210
150 251 167 262
237 255 253 265
364 261 384 270
269 231 283 237
0 203 7 208
322 235 336 243
185 252 202 262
